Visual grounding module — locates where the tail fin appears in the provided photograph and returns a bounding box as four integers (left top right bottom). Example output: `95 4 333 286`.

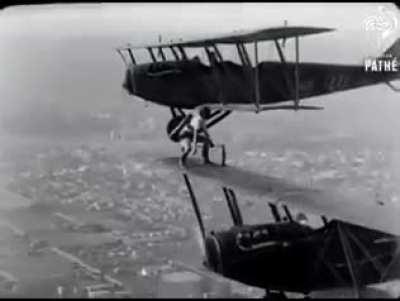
384 38 400 60
384 38 400 87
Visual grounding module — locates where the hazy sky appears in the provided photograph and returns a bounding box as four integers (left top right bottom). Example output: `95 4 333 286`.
0 3 399 140
1 3 398 38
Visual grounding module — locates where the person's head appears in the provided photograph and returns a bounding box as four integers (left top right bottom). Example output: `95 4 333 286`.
198 107 211 119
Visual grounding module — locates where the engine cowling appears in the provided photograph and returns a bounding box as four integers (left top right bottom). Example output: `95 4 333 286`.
203 222 315 292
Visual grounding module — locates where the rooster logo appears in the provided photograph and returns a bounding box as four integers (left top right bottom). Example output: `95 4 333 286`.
364 6 398 52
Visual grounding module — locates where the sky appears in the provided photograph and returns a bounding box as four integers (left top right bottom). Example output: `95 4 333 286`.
0 3 400 140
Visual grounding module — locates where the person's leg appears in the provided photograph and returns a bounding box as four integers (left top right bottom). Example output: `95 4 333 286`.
202 143 211 164
179 138 191 167
181 148 191 167
200 138 212 164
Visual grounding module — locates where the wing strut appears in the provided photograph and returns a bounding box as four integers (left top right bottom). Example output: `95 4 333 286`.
337 222 360 298
147 48 157 62
228 188 243 226
282 205 293 222
178 46 188 60
273 39 297 99
309 225 348 288
268 202 282 222
222 187 243 226
346 230 385 277
254 41 261 113
238 43 251 66
236 43 246 66
321 215 328 226
274 39 286 64
158 47 166 61
116 49 128 67
242 44 251 66
183 174 206 243
380 245 400 282
281 20 288 48
212 45 223 62
294 35 300 109
169 46 180 61
127 49 136 65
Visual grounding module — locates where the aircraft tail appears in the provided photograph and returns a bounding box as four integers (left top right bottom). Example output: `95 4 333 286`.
383 38 400 60
383 38 400 88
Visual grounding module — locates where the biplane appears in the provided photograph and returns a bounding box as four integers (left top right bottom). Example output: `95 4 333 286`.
116 25 400 150
181 171 400 299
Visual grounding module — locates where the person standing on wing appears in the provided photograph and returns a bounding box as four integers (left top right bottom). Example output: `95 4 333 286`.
189 107 214 165
168 108 214 168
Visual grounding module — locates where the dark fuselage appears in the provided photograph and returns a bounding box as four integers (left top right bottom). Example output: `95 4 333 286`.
204 219 399 294
123 59 397 109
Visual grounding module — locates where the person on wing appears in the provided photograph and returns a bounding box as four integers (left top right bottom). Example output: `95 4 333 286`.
168 108 214 168
168 113 195 168
189 107 214 165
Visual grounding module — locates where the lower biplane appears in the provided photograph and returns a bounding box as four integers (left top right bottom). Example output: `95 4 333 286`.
181 172 400 299
116 25 400 150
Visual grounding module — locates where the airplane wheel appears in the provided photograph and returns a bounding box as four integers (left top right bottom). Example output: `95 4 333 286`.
166 116 186 142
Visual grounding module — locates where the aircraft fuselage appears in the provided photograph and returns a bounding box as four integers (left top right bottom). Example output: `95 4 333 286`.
123 59 398 109
204 219 399 294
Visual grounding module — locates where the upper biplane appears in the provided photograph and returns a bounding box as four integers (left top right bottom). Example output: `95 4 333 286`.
116 25 400 148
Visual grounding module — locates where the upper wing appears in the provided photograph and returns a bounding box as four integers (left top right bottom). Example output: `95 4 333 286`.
120 26 334 49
